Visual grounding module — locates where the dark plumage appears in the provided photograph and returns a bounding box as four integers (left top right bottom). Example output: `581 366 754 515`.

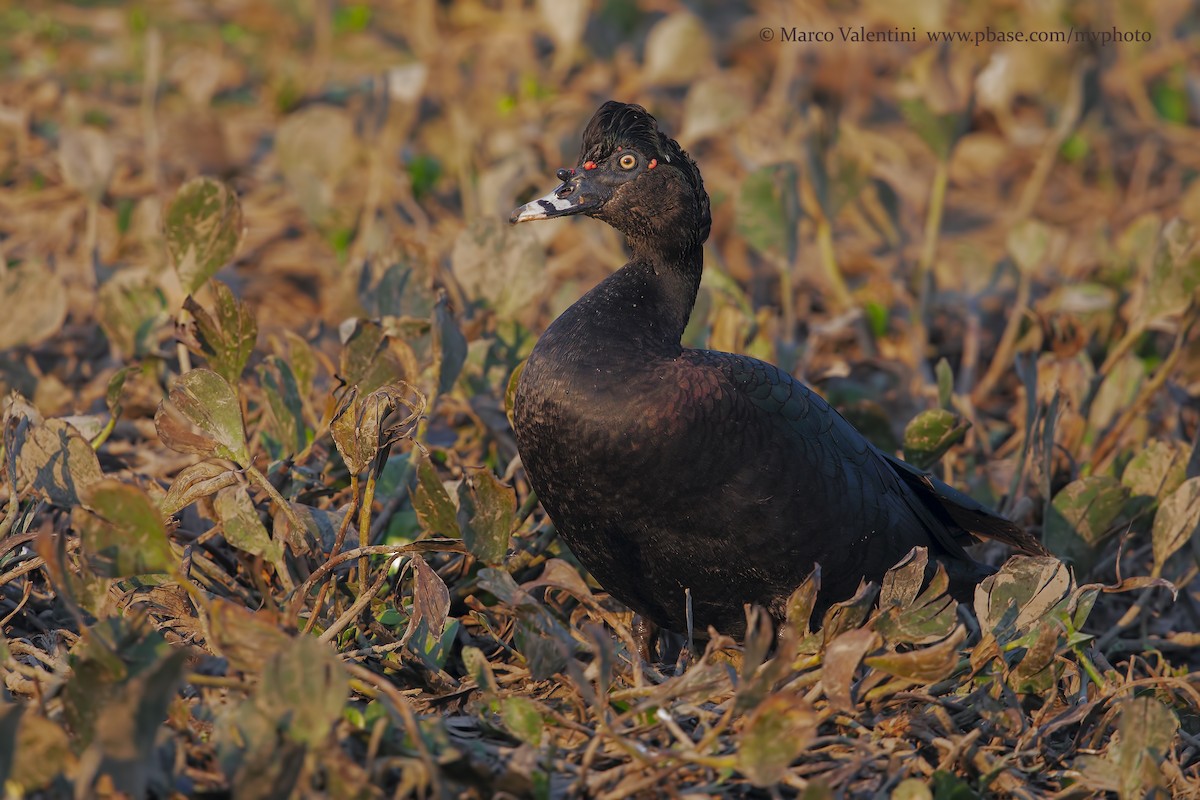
509 101 1046 640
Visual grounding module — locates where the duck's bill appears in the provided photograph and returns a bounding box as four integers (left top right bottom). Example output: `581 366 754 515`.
509 179 603 224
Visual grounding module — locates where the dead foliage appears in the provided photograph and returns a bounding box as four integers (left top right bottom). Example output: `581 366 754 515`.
1 1 1199 797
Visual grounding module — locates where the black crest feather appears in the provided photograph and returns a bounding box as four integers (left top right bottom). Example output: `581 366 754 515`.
579 101 711 243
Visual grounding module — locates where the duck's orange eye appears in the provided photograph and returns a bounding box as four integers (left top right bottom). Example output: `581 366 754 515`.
618 153 637 170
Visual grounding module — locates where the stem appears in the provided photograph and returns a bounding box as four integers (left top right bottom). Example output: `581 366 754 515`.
912 158 949 382
514 489 540 529
1075 645 1109 693
245 464 300 591
971 269 1032 404
1011 62 1084 223
140 27 162 193
357 470 378 596
247 464 303 532
344 665 442 794
1097 323 1144 377
90 413 118 451
301 579 331 635
318 564 390 644
330 492 359 557
815 217 853 312
777 252 796 350
284 540 465 621
84 198 99 288
1090 314 1194 471
176 305 192 375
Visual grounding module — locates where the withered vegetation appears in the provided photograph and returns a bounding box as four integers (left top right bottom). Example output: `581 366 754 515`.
1 1 1198 797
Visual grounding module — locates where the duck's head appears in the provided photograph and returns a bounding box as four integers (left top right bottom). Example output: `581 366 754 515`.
511 101 711 251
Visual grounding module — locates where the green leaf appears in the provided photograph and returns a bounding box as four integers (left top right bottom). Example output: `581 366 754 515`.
500 696 544 747
930 770 977 800
934 357 953 409
737 693 817 787
433 290 467 396
154 369 250 467
461 646 499 696
477 567 527 606
821 582 877 643
256 636 349 748
184 280 258 385
214 485 284 564
974 556 1071 635
1113 697 1178 799
358 260 434 320
105 367 129 417
783 566 820 639
452 219 546 319
735 163 800 263
1043 476 1132 573
258 356 310 458
878 546 928 608
6 710 74 792
76 480 178 578
514 610 572 680
864 300 888 341
0 262 67 351
899 98 967 161
902 408 970 470
96 270 169 358
330 383 423 477
62 619 179 757
865 625 966 682
456 467 514 565
338 318 404 396
410 617 458 671
283 330 318 401
282 503 351 554
1150 476 1200 575
1008 619 1063 694
643 11 711 85
1122 439 1189 508
13 418 103 508
1140 217 1200 326
874 564 956 645
205 598 293 672
76 649 186 797
0 703 19 786
891 779 932 800
821 627 878 710
411 451 460 538
164 176 244 294
1087 354 1144 436
1006 219 1052 275
1150 79 1189 124
275 105 359 234
505 360 526 430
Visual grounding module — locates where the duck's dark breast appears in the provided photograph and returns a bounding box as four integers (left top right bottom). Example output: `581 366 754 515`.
514 340 933 636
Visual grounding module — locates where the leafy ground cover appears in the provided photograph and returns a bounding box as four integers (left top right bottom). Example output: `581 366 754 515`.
1 1 1199 796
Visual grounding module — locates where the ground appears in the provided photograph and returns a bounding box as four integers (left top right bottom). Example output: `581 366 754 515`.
1 1 1198 797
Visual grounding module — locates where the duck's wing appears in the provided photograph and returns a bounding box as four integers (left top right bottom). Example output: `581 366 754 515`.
683 349 1041 558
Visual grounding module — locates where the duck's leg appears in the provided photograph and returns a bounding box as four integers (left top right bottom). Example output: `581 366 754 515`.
631 614 658 664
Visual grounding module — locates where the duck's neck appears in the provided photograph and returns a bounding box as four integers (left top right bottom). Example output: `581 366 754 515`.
629 237 704 340
549 240 704 358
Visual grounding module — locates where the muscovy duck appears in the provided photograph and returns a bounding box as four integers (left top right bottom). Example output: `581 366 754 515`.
509 101 1046 643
